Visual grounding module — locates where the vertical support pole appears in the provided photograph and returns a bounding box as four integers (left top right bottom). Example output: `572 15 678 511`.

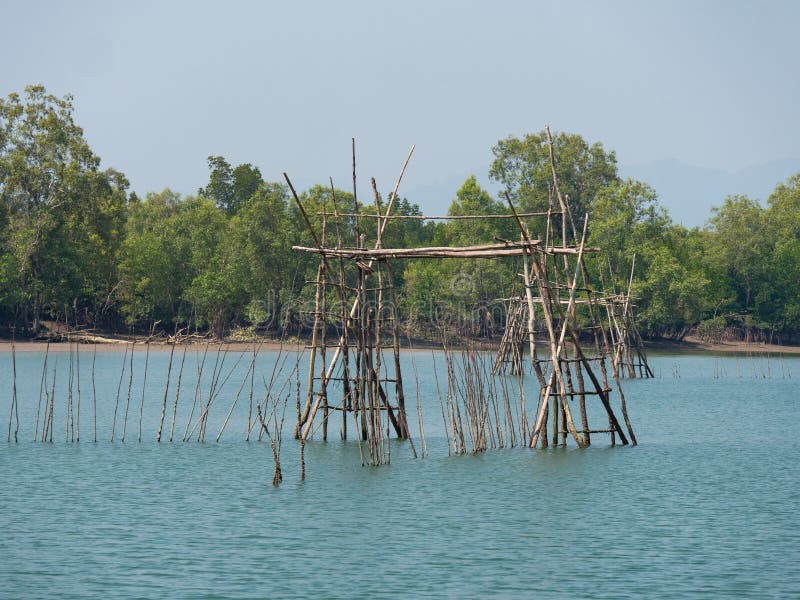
320 194 329 441
295 263 322 438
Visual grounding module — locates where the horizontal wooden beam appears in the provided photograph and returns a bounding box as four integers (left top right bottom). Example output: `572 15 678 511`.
293 240 599 260
317 210 563 220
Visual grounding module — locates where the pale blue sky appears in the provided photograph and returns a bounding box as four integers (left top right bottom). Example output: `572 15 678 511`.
2 0 798 225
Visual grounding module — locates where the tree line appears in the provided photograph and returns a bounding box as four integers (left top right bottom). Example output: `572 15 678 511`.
2 86 798 343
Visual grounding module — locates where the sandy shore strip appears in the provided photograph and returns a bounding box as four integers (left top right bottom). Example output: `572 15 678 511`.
0 339 296 353
645 335 800 355
1 335 799 354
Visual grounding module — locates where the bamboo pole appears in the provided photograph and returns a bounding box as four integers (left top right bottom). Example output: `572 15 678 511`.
183 342 209 442
34 342 50 441
382 260 410 439
410 350 428 458
217 343 261 442
92 345 97 443
246 343 256 442
7 334 18 443
121 335 135 442
320 191 329 441
75 332 81 442
528 215 588 448
190 344 232 441
298 145 415 443
39 357 49 443
46 361 56 443
191 346 245 441
110 342 128 442
613 255 637 376
331 182 352 441
157 339 176 442
545 125 578 241
371 177 384 453
503 193 581 447
295 261 323 437
138 334 152 443
257 405 283 485
431 350 451 455
614 370 637 445
66 337 74 442
574 344 590 445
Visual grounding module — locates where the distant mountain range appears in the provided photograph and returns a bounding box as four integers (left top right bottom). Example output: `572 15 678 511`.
404 158 799 229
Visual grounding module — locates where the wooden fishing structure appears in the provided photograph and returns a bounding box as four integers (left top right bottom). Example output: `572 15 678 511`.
494 287 653 379
290 129 639 455
492 172 653 381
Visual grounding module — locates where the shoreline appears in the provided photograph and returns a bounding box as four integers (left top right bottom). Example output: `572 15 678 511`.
1 334 799 355
645 335 800 355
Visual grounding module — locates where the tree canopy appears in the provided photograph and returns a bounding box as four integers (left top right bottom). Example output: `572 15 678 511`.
490 130 618 229
0 85 128 332
2 86 799 344
199 155 263 215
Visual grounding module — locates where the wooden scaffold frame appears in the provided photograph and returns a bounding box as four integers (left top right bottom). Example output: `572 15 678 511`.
288 130 639 462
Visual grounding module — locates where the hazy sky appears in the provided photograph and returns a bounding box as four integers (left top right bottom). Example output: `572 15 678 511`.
3 0 798 222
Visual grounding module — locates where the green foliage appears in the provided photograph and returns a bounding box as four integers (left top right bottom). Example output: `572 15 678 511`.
0 85 128 330
2 85 799 342
490 130 618 236
696 316 727 343
227 183 293 326
764 174 800 331
590 179 667 263
588 179 710 337
630 233 710 338
439 176 513 244
118 190 192 324
119 191 242 333
403 177 514 336
199 155 263 215
707 195 767 310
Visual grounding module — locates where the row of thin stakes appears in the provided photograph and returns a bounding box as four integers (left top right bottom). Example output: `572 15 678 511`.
436 345 522 454
5 336 297 485
2 329 617 464
672 354 793 379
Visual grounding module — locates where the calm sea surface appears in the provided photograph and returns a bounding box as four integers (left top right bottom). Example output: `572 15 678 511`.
1 348 798 599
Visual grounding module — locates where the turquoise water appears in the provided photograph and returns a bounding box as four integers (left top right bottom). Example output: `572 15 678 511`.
1 349 798 598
